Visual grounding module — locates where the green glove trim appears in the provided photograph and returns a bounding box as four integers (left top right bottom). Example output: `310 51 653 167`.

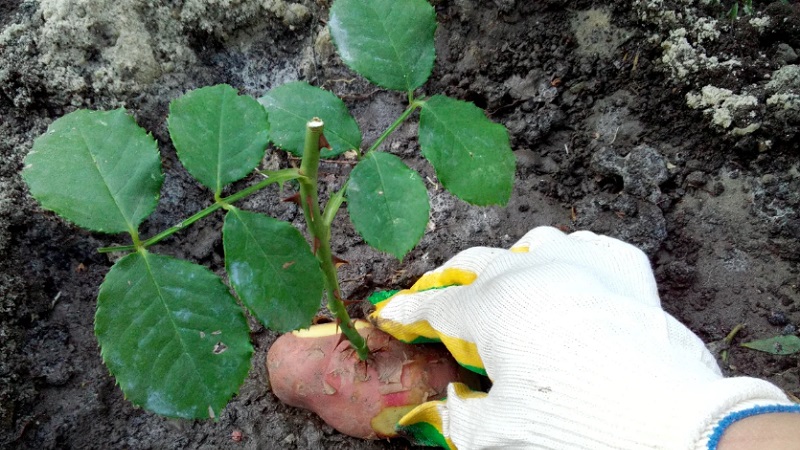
368 289 400 305
398 422 452 448
409 336 444 345
369 285 455 306
461 363 487 377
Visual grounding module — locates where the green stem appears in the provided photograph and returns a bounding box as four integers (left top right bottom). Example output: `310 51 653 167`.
129 227 142 249
364 100 423 156
724 323 745 344
224 168 303 204
98 168 303 253
299 118 369 360
322 181 348 228
721 323 745 364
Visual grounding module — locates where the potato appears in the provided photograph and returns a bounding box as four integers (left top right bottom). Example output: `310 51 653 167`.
267 319 477 439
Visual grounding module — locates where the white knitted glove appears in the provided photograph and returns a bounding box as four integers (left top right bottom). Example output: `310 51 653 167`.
370 227 799 449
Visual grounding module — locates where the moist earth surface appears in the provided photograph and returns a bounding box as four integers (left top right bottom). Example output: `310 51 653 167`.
2 0 800 448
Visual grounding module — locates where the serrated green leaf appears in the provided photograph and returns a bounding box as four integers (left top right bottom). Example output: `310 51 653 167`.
329 0 436 92
259 81 361 158
95 251 252 419
168 84 269 193
419 95 516 206
22 109 163 234
347 152 429 258
223 209 324 332
741 335 800 355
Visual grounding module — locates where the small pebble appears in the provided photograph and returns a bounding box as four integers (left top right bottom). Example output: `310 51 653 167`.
767 310 790 327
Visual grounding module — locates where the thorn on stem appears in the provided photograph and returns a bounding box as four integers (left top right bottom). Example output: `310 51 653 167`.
332 254 349 267
306 196 315 221
319 133 332 150
281 193 301 205
312 315 332 325
334 317 342 337
333 290 360 306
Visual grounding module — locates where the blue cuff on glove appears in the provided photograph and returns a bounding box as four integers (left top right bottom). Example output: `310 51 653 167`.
707 404 800 449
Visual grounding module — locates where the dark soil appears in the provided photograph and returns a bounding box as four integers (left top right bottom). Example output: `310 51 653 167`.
2 0 799 448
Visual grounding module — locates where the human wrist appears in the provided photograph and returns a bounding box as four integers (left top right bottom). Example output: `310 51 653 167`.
714 410 800 450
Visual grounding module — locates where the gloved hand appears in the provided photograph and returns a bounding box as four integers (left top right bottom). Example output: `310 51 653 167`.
370 227 799 449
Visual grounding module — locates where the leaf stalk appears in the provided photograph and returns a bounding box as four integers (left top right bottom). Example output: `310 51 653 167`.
98 168 304 253
364 100 423 156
